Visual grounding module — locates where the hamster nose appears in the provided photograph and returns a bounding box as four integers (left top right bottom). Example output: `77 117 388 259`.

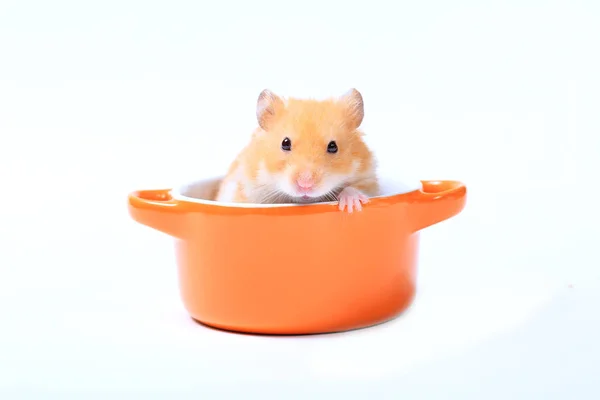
296 177 315 191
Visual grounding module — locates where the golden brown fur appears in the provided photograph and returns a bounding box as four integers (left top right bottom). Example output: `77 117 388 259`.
215 89 379 212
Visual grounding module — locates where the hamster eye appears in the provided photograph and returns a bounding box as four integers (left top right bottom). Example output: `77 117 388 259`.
327 141 338 154
281 137 292 151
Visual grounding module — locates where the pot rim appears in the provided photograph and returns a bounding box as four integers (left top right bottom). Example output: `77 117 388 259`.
170 175 424 209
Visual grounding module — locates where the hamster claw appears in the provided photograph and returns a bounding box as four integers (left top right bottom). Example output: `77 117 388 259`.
338 187 369 213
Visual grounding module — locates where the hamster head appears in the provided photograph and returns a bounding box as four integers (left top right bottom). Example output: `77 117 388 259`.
251 88 372 203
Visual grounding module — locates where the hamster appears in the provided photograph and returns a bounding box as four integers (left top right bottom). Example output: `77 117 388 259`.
214 88 380 213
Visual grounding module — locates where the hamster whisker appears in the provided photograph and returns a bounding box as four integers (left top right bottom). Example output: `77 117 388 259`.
330 190 341 201
258 190 279 203
323 192 338 202
258 187 289 204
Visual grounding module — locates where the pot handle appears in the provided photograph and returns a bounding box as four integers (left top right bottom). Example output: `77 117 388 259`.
128 189 187 239
409 180 467 232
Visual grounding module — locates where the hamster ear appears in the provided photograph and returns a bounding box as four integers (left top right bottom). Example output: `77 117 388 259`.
257 89 284 130
339 88 364 130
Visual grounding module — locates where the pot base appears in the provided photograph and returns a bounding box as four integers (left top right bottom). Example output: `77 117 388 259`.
186 289 417 336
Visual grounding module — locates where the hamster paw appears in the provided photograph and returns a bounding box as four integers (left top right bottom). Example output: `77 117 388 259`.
338 186 369 213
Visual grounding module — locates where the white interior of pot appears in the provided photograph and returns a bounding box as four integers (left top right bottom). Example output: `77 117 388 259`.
170 174 424 208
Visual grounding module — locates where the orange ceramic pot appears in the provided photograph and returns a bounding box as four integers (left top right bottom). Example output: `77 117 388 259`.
128 177 466 335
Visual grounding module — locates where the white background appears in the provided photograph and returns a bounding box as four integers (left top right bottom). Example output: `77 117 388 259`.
1 0 599 398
